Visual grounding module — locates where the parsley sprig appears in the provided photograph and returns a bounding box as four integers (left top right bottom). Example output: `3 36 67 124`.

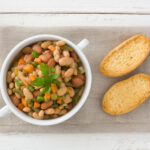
32 63 59 95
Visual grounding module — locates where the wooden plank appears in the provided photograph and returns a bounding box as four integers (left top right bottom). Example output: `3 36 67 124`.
1 133 150 150
0 0 150 14
0 14 150 27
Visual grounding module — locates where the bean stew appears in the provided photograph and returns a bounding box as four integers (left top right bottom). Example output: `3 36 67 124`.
6 40 85 120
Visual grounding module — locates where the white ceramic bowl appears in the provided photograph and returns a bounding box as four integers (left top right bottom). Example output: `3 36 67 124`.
0 34 92 126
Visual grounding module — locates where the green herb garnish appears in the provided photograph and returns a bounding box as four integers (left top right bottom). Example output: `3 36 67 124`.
52 79 60 88
32 63 59 95
31 50 39 58
40 86 51 96
32 77 45 86
49 67 55 73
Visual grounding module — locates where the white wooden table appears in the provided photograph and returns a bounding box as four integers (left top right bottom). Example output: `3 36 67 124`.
1 0 150 149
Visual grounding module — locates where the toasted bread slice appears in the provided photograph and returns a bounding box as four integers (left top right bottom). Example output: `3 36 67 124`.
100 34 150 77
102 73 150 115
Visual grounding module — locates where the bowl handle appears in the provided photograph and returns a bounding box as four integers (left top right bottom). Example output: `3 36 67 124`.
77 39 89 50
0 105 11 117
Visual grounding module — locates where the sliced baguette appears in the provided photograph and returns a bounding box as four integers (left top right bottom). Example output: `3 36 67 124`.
102 73 150 115
100 34 150 77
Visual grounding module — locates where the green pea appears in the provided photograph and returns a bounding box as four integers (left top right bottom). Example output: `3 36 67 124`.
31 51 39 58
51 93 57 100
36 96 45 102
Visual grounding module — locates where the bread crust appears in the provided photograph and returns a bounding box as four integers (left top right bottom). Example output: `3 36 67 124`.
102 73 150 115
100 34 150 77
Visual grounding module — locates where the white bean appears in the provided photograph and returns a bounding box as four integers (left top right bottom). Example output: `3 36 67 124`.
38 110 44 118
23 88 33 100
64 77 71 82
59 57 74 66
54 108 61 114
7 71 12 83
56 40 66 46
57 87 67 96
63 50 70 57
15 92 21 99
7 88 12 95
11 72 16 79
55 65 61 74
67 87 75 97
53 46 60 62
45 108 55 115
64 68 74 78
9 82 15 89
59 109 67 115
64 95 72 104
23 107 31 113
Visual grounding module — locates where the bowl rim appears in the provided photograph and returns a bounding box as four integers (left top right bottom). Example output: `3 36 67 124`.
0 34 92 126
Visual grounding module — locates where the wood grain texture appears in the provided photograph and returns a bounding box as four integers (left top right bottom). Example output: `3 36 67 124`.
1 133 150 150
1 14 150 27
0 0 150 14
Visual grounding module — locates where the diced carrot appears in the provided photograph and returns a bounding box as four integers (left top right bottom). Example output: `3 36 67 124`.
24 64 34 73
18 58 25 65
45 93 51 99
34 57 41 63
34 101 40 108
48 45 55 51
29 74 36 81
18 103 24 111
67 87 72 95
57 99 62 104
22 98 27 107
51 84 56 93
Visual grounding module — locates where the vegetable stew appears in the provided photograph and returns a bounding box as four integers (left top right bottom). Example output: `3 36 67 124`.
7 40 85 120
